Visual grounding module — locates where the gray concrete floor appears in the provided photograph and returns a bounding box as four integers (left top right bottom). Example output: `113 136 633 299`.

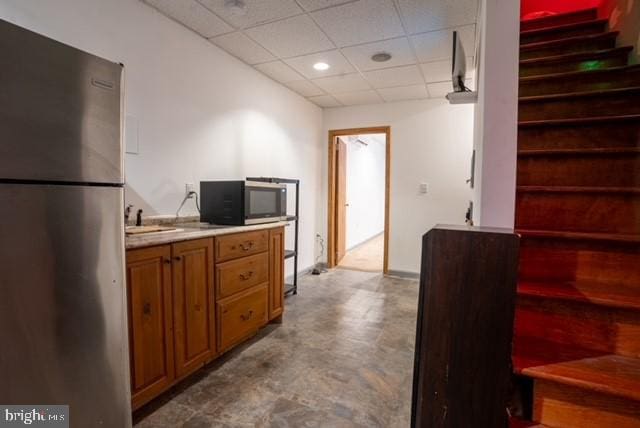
134 269 419 427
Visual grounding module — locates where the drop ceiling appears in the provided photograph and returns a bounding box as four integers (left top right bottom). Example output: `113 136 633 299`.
143 0 478 108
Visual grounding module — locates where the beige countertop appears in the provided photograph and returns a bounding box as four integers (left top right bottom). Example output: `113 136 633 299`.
125 221 289 250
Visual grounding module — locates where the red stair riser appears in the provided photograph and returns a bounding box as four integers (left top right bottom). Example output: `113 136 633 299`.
519 67 640 97
518 239 640 286
519 91 640 121
518 121 640 150
520 21 608 44
521 9 598 32
515 297 640 358
517 153 640 187
520 35 616 61
533 380 640 428
515 192 640 234
520 53 628 77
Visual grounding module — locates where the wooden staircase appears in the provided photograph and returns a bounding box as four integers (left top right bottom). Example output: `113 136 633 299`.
513 8 640 428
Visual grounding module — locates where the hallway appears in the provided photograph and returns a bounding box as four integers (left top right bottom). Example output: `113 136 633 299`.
338 234 385 273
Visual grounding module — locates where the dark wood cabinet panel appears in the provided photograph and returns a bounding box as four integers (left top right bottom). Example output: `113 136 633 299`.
126 245 174 411
412 225 519 428
172 238 216 379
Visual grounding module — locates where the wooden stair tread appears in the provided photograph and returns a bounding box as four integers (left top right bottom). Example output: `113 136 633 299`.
513 336 607 373
518 147 640 156
517 229 640 243
520 31 618 51
520 18 608 38
519 64 640 83
521 355 640 401
518 280 640 310
519 114 640 127
520 46 632 65
520 85 640 102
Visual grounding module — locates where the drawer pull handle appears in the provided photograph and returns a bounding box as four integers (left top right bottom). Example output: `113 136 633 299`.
240 310 253 321
239 271 254 281
163 258 172 264
240 242 254 251
143 302 151 315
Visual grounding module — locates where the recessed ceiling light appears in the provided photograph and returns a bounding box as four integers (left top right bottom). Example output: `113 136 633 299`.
371 52 392 62
313 62 330 71
224 0 248 16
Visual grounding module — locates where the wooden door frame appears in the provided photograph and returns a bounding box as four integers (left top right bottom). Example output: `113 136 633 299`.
327 126 391 274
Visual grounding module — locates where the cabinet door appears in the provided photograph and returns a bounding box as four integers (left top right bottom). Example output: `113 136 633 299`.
126 245 174 410
269 227 285 320
172 238 216 379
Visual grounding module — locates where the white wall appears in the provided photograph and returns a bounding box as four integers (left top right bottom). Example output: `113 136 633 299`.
0 0 324 274
602 0 640 65
324 99 474 273
471 0 520 228
344 134 386 249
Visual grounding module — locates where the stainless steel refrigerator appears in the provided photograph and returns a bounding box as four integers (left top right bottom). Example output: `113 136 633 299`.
0 19 132 427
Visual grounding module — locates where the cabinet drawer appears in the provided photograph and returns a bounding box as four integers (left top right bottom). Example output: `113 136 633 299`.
215 230 268 262
217 284 268 352
216 252 268 299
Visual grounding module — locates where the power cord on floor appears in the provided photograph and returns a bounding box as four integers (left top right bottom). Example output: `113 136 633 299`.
312 233 328 275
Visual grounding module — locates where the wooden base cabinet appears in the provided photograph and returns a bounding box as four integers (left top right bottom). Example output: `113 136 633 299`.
172 238 216 380
126 245 175 411
126 227 285 411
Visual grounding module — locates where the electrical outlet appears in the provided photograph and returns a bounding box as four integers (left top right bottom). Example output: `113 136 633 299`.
419 183 428 194
185 183 195 198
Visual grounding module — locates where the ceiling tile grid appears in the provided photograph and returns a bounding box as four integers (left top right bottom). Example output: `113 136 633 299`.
141 0 479 107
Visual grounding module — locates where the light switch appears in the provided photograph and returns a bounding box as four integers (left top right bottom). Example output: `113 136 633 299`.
419 183 428 194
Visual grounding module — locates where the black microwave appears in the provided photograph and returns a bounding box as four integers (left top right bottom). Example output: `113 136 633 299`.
200 180 287 225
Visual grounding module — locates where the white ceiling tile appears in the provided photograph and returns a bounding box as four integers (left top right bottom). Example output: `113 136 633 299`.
245 15 335 58
285 80 325 97
308 94 343 107
411 24 475 63
284 50 355 79
311 0 405 47
427 81 452 98
420 59 451 83
296 0 355 12
210 31 275 64
254 61 305 83
198 0 302 29
397 0 479 34
333 90 383 106
341 37 416 72
363 65 423 88
420 56 474 82
145 0 234 38
378 84 429 102
312 73 371 93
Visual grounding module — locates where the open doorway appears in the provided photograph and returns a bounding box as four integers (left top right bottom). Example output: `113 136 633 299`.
327 127 390 274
